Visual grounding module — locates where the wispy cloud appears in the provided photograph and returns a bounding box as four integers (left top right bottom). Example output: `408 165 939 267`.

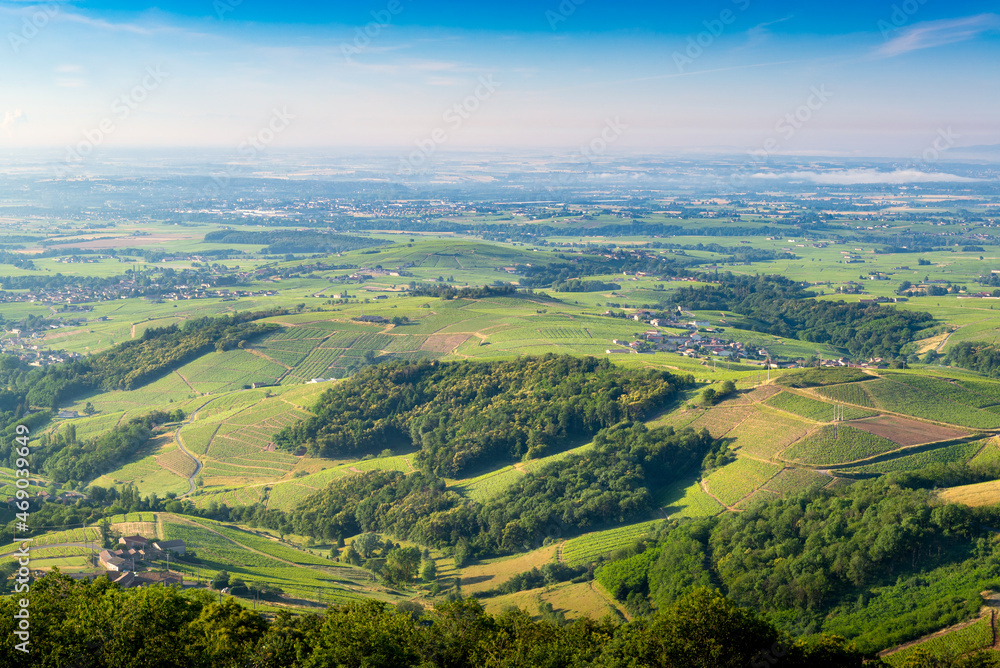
1 110 26 134
879 13 1000 57
743 15 794 49
750 169 980 184
57 11 154 35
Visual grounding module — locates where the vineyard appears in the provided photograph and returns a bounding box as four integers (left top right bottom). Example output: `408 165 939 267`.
160 517 362 605
188 517 333 567
537 327 593 340
455 466 525 502
762 467 832 495
837 378 1000 429
842 439 986 475
561 520 662 565
969 438 1000 466
704 457 783 507
815 382 877 408
686 405 754 439
191 485 266 510
883 614 993 666
763 391 877 422
726 409 811 460
178 349 286 394
25 526 101 547
658 478 725 519
882 373 1000 409
781 425 901 466
178 423 219 456
156 446 198 478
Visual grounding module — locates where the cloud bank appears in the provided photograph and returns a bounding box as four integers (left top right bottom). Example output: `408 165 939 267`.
749 169 981 184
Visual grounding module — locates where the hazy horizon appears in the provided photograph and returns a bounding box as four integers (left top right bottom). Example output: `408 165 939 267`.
0 0 997 164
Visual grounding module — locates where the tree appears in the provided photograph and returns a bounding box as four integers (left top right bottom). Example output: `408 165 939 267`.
384 547 421 584
99 517 117 549
453 538 471 568
83 402 96 415
212 570 231 590
354 532 380 559
343 544 362 565
421 559 437 582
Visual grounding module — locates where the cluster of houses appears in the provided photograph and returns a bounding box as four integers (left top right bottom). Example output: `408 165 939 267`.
98 535 186 572
0 279 148 306
144 287 278 303
5 488 86 508
0 272 281 307
609 329 750 360
603 311 755 361
819 357 891 370
0 327 84 366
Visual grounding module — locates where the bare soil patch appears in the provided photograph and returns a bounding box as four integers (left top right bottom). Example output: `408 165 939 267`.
421 333 471 353
110 522 158 539
850 415 967 446
457 545 559 594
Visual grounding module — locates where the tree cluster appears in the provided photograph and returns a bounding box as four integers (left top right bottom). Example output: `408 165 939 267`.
668 273 934 359
598 476 1000 652
235 422 712 559
276 355 687 476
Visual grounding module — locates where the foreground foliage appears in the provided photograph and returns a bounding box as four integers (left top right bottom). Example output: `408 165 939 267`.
0 574 872 668
598 475 1000 653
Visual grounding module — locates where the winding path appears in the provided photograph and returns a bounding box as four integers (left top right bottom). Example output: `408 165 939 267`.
175 396 227 498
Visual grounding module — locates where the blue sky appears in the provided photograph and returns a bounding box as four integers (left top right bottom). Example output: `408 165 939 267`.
0 0 998 159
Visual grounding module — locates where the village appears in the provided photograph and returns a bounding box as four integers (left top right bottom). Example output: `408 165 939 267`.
0 325 85 366
606 309 897 371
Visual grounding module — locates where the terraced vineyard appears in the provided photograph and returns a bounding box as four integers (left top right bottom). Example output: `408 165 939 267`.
782 425 901 466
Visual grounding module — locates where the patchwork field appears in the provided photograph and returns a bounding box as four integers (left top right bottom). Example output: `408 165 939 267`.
818 378 1000 429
